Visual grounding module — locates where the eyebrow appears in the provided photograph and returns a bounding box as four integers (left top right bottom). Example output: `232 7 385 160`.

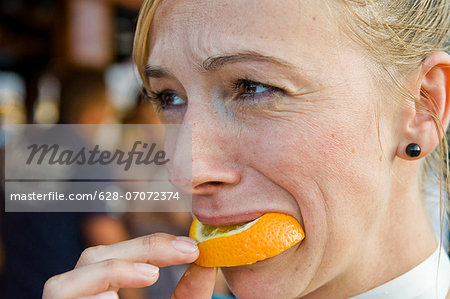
145 66 171 78
145 51 297 78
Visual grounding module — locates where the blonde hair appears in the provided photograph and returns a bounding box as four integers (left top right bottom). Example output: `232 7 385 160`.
133 0 450 248
133 0 162 92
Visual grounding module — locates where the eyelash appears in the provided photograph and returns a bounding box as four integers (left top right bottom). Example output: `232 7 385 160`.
232 79 284 101
149 90 185 112
149 79 285 111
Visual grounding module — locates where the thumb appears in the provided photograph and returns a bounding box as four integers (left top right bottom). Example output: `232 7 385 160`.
172 264 216 299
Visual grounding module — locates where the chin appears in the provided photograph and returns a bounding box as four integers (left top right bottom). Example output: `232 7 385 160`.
221 243 309 299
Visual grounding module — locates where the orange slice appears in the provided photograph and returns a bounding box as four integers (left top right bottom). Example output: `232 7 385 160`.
189 212 305 267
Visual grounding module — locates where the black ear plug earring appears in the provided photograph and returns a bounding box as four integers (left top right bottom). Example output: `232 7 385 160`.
406 143 421 158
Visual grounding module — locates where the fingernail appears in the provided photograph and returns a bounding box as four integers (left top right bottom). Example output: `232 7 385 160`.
172 239 198 253
134 263 159 276
95 291 117 299
176 236 199 245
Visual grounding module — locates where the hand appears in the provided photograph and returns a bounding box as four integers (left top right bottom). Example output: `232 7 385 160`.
43 233 216 299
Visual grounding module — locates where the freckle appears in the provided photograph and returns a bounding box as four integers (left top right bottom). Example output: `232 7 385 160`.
379 156 383 161
351 148 355 154
312 16 316 21
331 134 335 139
295 267 299 271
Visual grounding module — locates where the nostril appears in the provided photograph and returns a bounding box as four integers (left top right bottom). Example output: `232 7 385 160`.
197 181 223 188
193 181 224 193
190 163 240 194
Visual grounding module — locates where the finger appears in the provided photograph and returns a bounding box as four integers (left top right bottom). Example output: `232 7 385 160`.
172 264 217 299
79 291 119 299
43 259 159 299
76 233 199 268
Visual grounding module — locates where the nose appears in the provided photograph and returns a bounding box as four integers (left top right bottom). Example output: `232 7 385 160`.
168 103 240 195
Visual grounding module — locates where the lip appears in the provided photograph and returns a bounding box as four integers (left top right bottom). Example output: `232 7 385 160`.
194 210 301 227
194 211 266 226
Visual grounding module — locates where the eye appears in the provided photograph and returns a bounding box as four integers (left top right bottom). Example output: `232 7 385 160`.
233 79 283 101
152 91 186 110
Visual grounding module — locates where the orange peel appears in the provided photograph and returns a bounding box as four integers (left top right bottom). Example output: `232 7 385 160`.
189 212 305 267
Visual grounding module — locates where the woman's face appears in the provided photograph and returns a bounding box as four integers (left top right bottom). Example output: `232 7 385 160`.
148 0 400 297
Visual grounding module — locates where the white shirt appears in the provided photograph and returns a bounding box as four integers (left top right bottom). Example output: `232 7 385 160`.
351 247 450 299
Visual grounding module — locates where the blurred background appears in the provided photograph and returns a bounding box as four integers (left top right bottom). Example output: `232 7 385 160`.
1 1 445 298
0 0 232 298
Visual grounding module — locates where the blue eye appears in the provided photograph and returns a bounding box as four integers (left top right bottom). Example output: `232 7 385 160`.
234 79 282 101
152 91 186 110
168 94 185 105
245 82 270 94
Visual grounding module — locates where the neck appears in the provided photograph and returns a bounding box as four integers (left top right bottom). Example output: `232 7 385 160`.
350 161 437 296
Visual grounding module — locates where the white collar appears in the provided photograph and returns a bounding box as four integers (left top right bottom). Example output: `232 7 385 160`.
351 247 450 299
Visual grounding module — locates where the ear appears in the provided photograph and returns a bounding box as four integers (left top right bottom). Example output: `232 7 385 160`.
396 52 450 160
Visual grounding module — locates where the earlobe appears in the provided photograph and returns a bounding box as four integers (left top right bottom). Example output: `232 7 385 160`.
396 52 450 161
396 142 424 161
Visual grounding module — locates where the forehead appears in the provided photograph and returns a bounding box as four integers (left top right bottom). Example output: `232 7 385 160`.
148 0 345 68
152 0 305 35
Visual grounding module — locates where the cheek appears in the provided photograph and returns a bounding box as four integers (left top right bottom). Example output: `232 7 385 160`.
242 105 392 252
